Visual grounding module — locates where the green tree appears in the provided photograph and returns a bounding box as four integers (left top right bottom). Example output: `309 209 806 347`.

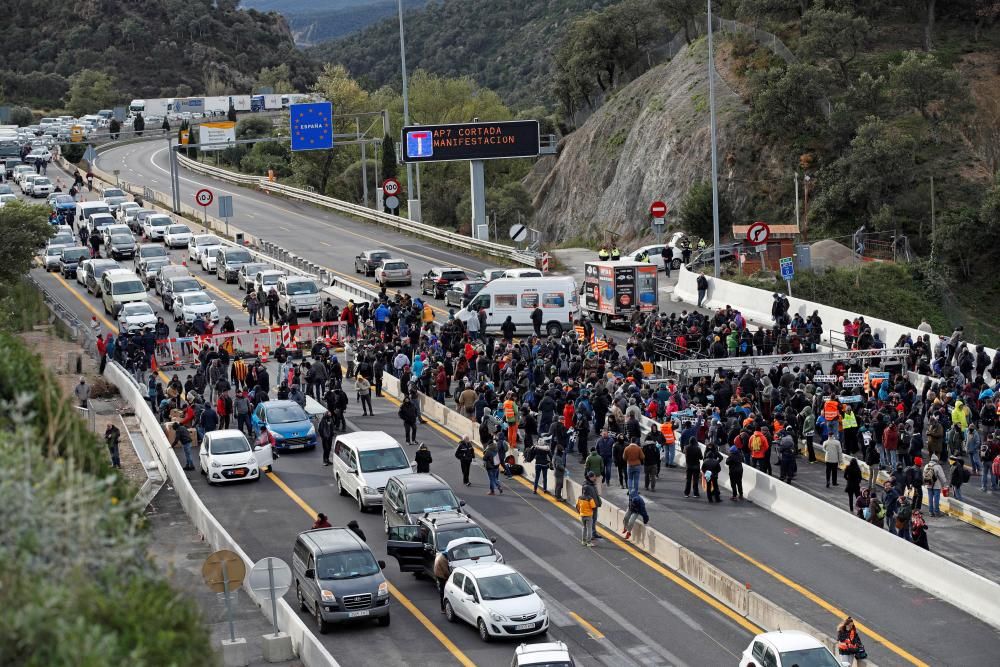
656 0 703 45
0 202 52 285
889 51 970 130
65 69 118 117
748 63 833 139
240 141 291 177
236 116 273 139
799 8 870 84
9 106 33 126
256 64 294 93
680 181 732 241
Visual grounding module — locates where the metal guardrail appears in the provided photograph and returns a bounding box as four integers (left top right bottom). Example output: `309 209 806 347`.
174 153 539 266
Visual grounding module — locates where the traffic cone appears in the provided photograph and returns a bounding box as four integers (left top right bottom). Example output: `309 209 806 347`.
150 354 158 373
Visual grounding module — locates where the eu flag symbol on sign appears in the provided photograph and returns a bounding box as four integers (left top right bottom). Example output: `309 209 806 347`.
406 130 433 159
290 102 333 151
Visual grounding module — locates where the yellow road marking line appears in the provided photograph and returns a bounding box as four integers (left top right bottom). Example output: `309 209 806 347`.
264 470 476 667
196 275 244 309
378 394 762 635
569 611 605 640
51 272 116 331
694 528 929 666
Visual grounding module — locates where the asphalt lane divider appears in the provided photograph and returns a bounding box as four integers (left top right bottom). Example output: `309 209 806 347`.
568 611 605 640
376 392 762 636
264 470 476 667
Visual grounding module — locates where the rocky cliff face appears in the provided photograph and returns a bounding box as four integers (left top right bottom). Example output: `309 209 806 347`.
526 39 754 245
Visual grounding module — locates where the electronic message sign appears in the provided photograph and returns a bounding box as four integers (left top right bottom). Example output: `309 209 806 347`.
401 120 540 163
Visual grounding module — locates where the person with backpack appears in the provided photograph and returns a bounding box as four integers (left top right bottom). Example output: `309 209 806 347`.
576 476 598 547
923 454 948 517
836 616 868 664
749 427 769 474
702 444 723 503
483 442 502 495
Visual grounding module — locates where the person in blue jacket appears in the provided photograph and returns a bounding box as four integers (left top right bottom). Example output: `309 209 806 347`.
621 490 649 540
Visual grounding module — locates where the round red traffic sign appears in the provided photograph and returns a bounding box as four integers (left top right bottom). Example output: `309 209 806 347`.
746 221 770 245
650 200 668 218
382 178 400 197
195 188 214 207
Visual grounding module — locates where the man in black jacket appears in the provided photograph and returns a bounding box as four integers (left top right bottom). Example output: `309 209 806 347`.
642 436 661 491
454 436 475 486
318 411 335 466
683 439 703 497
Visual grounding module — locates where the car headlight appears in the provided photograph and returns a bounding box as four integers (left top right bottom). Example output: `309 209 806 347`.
272 432 283 441
211 460 221 468
377 582 388 597
247 456 256 465
320 590 335 603
307 425 316 437
489 610 506 622
363 486 377 495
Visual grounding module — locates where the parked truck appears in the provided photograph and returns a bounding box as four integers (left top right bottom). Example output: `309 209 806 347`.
229 95 251 112
129 98 171 118
579 260 658 329
203 96 231 115
250 94 283 112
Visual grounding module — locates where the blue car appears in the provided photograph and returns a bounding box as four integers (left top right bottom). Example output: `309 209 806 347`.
251 400 317 452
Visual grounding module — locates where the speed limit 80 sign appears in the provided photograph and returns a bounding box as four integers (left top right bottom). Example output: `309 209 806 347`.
195 188 214 207
382 178 400 197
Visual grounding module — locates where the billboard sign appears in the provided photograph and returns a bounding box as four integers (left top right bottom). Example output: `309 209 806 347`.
290 102 333 151
197 121 236 151
175 97 205 114
401 120 540 163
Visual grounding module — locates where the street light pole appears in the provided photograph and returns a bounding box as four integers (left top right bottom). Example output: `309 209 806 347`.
397 0 421 221
707 0 721 278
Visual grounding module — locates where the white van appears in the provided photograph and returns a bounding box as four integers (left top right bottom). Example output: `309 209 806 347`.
78 201 112 225
455 276 578 338
101 268 148 315
276 275 320 318
332 431 414 512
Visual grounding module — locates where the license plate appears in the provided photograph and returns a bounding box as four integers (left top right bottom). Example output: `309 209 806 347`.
514 623 534 631
287 443 304 450
233 468 246 477
348 610 370 618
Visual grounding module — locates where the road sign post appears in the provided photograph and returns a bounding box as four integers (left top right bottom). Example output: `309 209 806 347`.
248 557 292 637
509 223 528 243
202 549 246 644
650 201 667 242
218 195 233 237
780 256 794 296
746 221 770 273
195 188 214 226
382 178 401 214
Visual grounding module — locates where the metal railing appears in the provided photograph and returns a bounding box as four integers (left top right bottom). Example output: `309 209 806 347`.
174 153 538 267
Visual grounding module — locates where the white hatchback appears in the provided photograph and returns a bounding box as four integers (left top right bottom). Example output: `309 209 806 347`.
163 224 193 249
738 631 842 667
200 429 273 484
189 234 222 262
443 563 548 642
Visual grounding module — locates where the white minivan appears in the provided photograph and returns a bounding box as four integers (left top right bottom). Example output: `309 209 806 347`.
101 268 148 315
333 432 414 512
455 276 578 338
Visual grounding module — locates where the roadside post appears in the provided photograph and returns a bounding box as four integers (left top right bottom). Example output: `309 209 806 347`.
248 557 295 663
202 549 248 666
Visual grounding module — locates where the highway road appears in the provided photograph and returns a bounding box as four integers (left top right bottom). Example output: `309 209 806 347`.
36 146 1000 665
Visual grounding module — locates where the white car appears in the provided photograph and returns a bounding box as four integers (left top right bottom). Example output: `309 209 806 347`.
374 259 412 287
101 223 132 247
513 642 574 667
0 193 17 207
188 234 222 263
118 201 141 221
102 187 128 214
21 174 42 194
125 207 152 232
173 290 219 324
253 269 285 295
42 244 67 271
199 429 273 485
12 165 36 185
30 176 53 198
443 563 548 642
26 148 51 163
738 631 841 667
200 246 220 273
238 262 270 291
163 224 193 249
142 213 173 241
116 301 157 334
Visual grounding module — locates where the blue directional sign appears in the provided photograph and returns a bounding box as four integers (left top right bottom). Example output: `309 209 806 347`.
290 102 333 152
218 195 233 219
406 129 434 159
779 257 794 280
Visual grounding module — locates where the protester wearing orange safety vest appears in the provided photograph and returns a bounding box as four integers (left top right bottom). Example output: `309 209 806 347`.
503 392 519 448
749 427 770 474
660 420 678 467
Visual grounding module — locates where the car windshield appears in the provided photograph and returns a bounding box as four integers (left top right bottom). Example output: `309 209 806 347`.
141 247 168 258
442 271 467 281
224 250 251 264
34 178 51 186
149 217 171 227
184 294 212 306
436 526 487 549
315 550 380 580
448 542 495 561
51 234 74 245
358 447 409 472
46 247 64 257
122 303 153 316
466 282 486 295
196 236 220 246
369 252 391 261
210 436 250 456
476 573 533 600
86 206 111 215
265 404 307 424
111 235 134 244
406 489 459 513
92 264 117 278
243 263 268 275
261 274 281 285
115 280 145 294
779 647 841 667
168 225 190 234
103 189 125 198
91 216 114 228
172 279 200 292
287 281 317 295
146 259 169 270
62 248 89 261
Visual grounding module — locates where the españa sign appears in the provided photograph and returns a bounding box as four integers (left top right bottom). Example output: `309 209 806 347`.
401 120 539 163
290 102 333 151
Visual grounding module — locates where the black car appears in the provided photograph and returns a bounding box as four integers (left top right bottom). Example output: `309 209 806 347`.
383 473 463 534
444 280 486 308
354 249 393 276
107 233 136 260
58 246 90 278
420 267 469 299
385 512 498 579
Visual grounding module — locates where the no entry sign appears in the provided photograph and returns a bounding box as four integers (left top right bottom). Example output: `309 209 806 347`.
650 201 668 218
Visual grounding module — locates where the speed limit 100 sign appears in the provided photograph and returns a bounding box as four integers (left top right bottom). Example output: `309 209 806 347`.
382 178 400 197
195 188 214 207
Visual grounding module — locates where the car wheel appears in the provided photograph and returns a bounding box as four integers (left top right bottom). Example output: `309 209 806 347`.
315 601 330 634
296 582 307 611
356 492 365 513
336 475 347 497
374 612 390 627
547 322 562 337
600 313 610 329
444 601 457 623
672 258 681 270
477 618 491 642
